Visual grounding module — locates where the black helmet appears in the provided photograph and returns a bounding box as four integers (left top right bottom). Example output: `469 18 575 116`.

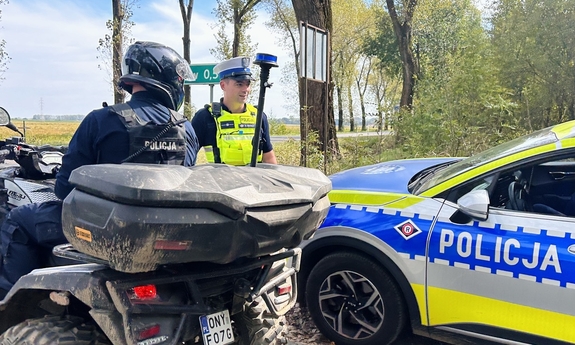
119 41 193 110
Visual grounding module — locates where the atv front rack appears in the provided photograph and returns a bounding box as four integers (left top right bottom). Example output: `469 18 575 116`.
53 243 300 317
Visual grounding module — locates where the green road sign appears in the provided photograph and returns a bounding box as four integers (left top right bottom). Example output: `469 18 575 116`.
186 63 218 85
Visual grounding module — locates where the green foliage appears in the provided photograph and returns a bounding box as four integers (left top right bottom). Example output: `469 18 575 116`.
330 135 403 172
96 0 137 100
182 102 196 120
274 132 405 175
210 0 260 59
268 118 290 135
273 138 301 166
389 0 524 157
414 0 477 79
262 0 300 117
210 25 235 61
491 0 575 130
362 6 402 78
96 1 137 69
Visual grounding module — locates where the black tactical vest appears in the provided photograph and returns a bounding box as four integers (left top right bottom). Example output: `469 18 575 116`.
110 103 186 165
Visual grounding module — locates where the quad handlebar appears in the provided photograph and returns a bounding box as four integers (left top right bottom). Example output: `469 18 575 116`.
0 138 65 179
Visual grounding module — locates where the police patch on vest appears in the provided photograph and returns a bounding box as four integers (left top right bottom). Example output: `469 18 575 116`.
143 140 179 151
220 121 235 129
239 123 256 128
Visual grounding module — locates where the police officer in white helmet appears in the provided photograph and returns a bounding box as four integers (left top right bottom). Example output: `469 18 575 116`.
192 56 277 165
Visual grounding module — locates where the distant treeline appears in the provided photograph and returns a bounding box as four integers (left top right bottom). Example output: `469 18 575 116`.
31 115 85 121
22 115 379 126
26 115 301 123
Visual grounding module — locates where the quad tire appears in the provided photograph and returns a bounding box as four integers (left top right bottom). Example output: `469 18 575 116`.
0 315 110 345
233 296 287 345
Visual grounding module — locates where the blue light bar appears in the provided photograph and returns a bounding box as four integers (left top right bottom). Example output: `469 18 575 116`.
254 53 278 67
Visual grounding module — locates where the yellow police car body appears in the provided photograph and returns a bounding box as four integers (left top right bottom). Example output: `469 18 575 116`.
300 121 575 345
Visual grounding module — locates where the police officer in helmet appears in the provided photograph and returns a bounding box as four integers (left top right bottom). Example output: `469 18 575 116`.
0 41 200 299
192 56 277 165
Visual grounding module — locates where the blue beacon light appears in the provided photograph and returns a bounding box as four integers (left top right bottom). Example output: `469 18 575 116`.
254 53 278 67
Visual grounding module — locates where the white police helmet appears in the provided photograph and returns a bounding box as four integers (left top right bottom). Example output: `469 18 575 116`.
214 57 255 81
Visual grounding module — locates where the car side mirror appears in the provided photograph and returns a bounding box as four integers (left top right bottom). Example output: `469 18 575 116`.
457 189 489 221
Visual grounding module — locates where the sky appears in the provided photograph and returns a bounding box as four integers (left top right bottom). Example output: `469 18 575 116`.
0 0 293 118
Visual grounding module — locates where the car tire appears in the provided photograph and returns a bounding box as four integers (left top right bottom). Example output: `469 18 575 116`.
0 315 110 345
306 251 407 345
233 296 287 345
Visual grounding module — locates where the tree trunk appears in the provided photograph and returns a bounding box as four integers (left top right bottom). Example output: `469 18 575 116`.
112 0 124 104
355 57 371 131
336 84 343 131
231 0 261 57
232 7 241 57
360 97 366 131
179 0 194 116
291 0 339 166
347 85 354 132
385 0 417 110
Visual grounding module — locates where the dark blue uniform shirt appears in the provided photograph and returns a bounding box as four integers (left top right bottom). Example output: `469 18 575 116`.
55 91 199 199
191 101 273 153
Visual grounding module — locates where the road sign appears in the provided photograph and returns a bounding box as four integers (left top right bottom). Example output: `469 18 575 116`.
186 63 218 85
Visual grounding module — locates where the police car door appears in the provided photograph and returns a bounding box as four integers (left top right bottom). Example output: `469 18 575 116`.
426 161 575 344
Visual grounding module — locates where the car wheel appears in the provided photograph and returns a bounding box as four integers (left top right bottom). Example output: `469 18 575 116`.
0 315 110 345
306 251 406 345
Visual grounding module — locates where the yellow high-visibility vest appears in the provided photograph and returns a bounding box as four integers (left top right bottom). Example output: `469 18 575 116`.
204 102 263 165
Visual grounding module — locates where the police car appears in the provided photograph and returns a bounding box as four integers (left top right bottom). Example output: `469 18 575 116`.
299 121 575 345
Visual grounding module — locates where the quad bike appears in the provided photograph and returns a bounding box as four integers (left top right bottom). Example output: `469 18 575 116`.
0 106 65 223
0 55 332 345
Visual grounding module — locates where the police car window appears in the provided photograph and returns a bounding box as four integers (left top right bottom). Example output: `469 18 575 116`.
493 155 575 216
542 158 575 164
444 174 497 204
472 178 493 191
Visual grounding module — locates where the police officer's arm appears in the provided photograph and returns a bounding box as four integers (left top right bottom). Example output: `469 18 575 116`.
262 150 277 164
261 114 277 164
54 112 99 200
184 121 200 166
191 108 209 147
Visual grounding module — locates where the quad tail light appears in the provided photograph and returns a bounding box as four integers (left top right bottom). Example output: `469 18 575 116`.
129 284 158 301
136 324 160 341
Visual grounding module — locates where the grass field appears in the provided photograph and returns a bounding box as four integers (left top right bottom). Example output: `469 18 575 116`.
0 120 375 146
0 120 303 146
0 120 78 146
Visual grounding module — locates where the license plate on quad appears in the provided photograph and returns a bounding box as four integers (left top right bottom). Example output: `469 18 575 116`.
199 310 234 345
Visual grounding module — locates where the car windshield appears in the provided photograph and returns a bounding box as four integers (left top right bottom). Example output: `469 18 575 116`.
415 126 559 194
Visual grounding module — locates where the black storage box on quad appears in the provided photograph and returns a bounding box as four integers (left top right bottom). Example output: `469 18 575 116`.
61 163 331 273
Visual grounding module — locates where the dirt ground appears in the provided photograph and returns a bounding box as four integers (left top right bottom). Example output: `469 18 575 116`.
284 303 447 345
